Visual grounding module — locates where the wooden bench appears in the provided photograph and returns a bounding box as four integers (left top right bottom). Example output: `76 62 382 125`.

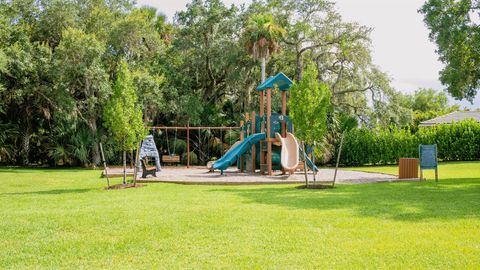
141 159 157 178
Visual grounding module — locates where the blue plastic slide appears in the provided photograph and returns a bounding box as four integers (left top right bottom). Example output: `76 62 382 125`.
299 147 318 172
213 133 266 172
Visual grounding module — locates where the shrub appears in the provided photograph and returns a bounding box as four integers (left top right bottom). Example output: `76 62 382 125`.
181 151 198 165
337 120 480 166
418 119 480 161
224 129 240 144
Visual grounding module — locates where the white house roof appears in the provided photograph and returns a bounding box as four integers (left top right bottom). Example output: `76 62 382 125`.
419 111 480 127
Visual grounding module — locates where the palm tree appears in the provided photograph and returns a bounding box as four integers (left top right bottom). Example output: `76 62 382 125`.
244 13 286 82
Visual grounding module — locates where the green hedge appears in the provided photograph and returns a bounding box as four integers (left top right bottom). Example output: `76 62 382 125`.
338 120 480 166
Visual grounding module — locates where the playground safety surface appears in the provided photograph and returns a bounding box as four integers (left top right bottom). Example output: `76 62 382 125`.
103 167 401 185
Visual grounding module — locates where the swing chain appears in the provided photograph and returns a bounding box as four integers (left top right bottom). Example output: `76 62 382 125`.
165 128 170 155
220 128 224 154
172 127 178 157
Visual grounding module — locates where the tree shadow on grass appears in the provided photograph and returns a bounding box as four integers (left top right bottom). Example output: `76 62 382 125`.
210 178 480 222
0 167 97 174
3 188 94 195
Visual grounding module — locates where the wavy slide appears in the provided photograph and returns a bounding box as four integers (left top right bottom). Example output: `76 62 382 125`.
275 132 299 172
212 133 266 172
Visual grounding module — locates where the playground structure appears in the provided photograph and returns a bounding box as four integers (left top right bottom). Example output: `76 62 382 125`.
135 72 318 179
102 74 436 185
212 72 317 176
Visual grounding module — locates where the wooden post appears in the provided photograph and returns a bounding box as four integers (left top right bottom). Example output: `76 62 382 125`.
332 132 345 188
122 150 126 185
281 91 287 137
133 141 141 186
186 122 190 168
302 141 308 186
312 143 316 183
280 90 287 175
239 120 245 172
130 150 134 169
245 113 250 136
259 91 265 174
240 121 245 141
251 111 257 173
266 87 272 176
99 143 110 189
435 145 438 182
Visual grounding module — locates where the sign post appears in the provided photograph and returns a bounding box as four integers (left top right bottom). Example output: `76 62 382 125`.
419 144 438 182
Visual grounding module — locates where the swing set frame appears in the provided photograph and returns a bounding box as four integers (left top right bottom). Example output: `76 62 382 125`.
146 124 241 168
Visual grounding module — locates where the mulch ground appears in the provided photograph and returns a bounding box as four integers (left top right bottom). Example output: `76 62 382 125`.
296 183 334 189
105 183 144 190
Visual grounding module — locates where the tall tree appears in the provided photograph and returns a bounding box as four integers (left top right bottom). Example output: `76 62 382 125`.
1 37 59 165
410 88 453 112
243 13 286 82
53 27 110 165
172 0 255 122
420 0 480 101
400 88 459 130
103 60 145 184
248 0 401 128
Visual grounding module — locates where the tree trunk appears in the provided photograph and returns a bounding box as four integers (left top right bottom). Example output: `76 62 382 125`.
261 57 266 83
295 50 303 81
130 150 134 169
20 113 32 166
89 119 101 167
20 130 31 166
123 150 126 185
312 142 316 184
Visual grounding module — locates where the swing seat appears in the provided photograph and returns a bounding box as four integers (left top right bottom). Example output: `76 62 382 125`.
162 155 180 163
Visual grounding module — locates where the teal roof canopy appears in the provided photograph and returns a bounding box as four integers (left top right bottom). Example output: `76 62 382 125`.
256 72 293 91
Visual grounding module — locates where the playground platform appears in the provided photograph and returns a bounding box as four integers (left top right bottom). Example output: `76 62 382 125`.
102 167 401 185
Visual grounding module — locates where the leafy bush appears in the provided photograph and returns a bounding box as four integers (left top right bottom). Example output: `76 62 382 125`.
169 139 187 155
418 120 480 161
224 130 239 144
337 120 480 166
182 151 198 165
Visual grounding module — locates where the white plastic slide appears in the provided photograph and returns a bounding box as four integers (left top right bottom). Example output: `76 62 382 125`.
275 132 299 171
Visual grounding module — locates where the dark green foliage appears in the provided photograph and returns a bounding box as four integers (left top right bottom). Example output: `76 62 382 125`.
224 130 240 144
47 120 95 166
0 0 162 166
420 0 480 101
181 151 198 165
0 122 18 163
339 120 480 166
164 139 186 156
2 0 470 167
418 120 480 161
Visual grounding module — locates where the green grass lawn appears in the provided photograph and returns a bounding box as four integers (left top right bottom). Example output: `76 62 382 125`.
346 161 480 179
1 163 480 269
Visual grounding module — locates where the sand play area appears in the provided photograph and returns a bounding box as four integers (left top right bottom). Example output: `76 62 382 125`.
103 166 399 185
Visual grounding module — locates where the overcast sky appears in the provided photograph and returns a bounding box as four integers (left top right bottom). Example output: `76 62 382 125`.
136 0 479 108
